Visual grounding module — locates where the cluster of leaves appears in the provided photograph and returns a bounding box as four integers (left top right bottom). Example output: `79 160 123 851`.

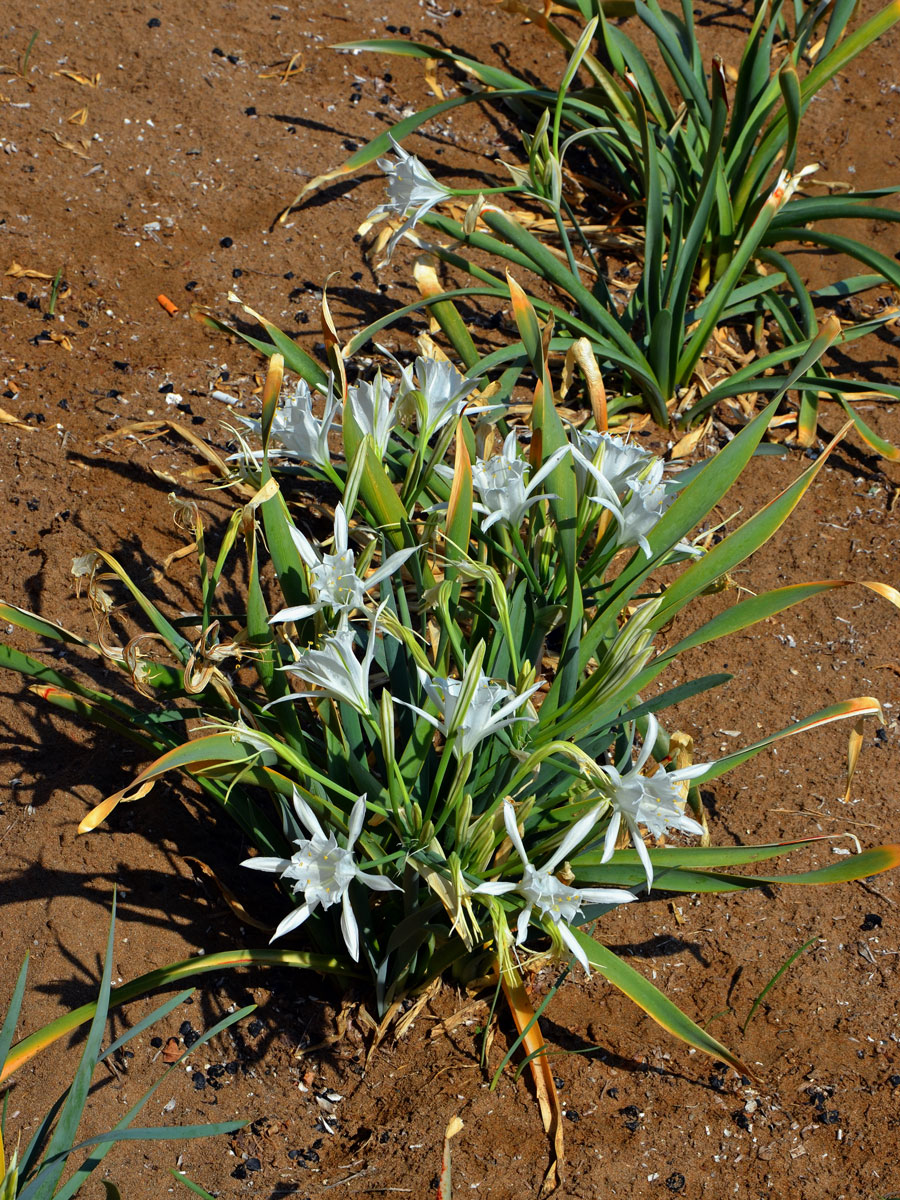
273 0 900 453
2 5 900 1183
3 282 898 1084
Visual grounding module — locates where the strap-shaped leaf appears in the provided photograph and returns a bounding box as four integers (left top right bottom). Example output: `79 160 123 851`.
570 928 750 1075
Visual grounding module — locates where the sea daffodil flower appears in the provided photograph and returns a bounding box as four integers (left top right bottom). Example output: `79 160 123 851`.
597 714 708 890
345 370 397 457
478 800 636 972
392 354 484 440
402 653 541 759
242 791 399 956
270 504 417 627
368 137 452 256
471 432 570 532
240 376 340 467
277 612 382 716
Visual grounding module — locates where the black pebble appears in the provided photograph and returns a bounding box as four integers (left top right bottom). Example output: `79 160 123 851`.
179 1020 194 1037
225 1061 240 1074
620 1106 641 1120
220 236 233 248
150 1037 163 1048
246 1158 261 1172
553 1076 565 1089
564 1110 580 1122
106 389 121 399
245 106 257 116
383 72 393 83
208 1064 226 1078
351 271 363 282
733 1111 752 1131
231 1165 247 1180
399 25 411 34
112 360 129 371
212 47 225 57
665 1173 686 1192
159 382 174 393
607 1087 618 1099
27 297 41 310
58 398 69 410
147 17 160 27
248 1019 265 1038
77 319 88 328
26 498 39 512
192 1072 206 1090
822 1110 840 1125
283 271 294 280
232 268 243 278
227 54 239 64
185 280 198 291
16 291 28 303
861 913 883 930
386 23 397 31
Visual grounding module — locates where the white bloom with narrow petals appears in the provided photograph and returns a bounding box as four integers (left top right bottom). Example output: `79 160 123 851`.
346 371 397 457
242 791 399 956
403 667 541 759
477 800 636 972
276 614 382 716
270 505 416 626
392 355 484 440
471 432 570 532
598 714 708 890
368 137 452 257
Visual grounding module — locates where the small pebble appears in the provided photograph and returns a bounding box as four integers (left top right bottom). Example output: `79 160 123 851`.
147 17 160 27
665 1173 686 1192
861 913 883 931
220 236 233 248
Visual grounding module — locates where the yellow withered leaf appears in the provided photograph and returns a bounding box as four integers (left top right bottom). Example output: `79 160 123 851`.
5 261 54 280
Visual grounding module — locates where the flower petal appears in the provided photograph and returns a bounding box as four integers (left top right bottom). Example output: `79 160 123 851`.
292 787 326 841
270 902 312 942
341 891 360 961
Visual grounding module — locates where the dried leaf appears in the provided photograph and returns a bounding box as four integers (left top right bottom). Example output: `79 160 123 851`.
5 261 54 280
423 57 445 100
51 69 100 87
670 416 713 460
43 128 91 159
67 106 88 125
0 406 32 429
162 1037 181 1064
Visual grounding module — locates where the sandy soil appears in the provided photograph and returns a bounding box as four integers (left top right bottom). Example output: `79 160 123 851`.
2 1 900 1196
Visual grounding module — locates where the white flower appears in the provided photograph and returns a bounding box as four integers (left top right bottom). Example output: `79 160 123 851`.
571 429 654 496
573 439 676 558
401 655 541 759
598 714 708 890
478 800 636 973
277 614 381 716
368 137 451 255
270 504 417 626
345 370 397 457
239 376 340 467
471 432 570 532
394 355 484 440
242 791 399 956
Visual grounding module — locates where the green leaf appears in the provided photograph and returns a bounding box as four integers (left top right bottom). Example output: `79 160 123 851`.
571 929 750 1074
